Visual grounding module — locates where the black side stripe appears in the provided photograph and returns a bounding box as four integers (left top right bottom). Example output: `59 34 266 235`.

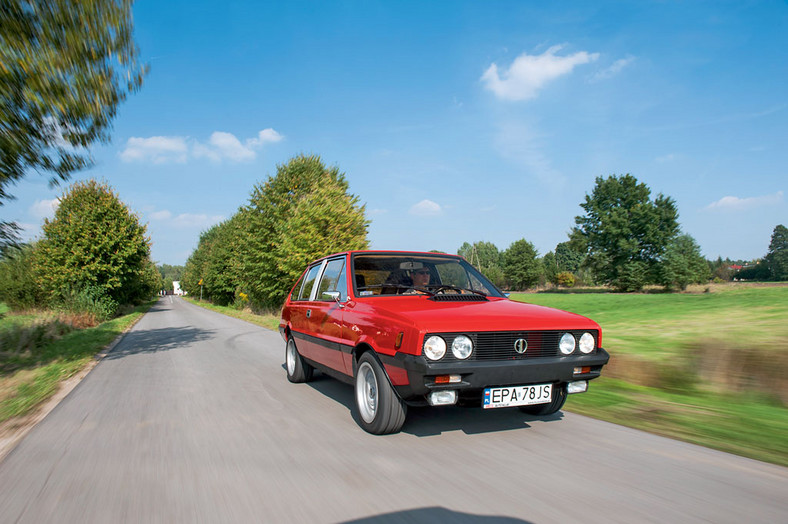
290 330 410 370
291 330 354 355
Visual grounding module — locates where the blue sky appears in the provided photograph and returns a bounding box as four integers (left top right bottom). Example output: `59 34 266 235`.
5 0 787 265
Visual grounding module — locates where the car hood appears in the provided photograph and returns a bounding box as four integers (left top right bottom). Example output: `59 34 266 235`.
359 296 599 333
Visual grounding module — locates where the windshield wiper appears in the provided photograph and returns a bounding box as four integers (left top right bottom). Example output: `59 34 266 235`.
433 285 488 297
357 284 436 296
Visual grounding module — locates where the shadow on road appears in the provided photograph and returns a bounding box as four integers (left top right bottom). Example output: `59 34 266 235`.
341 506 532 523
304 372 564 436
105 326 215 359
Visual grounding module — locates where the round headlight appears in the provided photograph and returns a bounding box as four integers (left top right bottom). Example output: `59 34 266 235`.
559 333 576 355
579 332 595 354
451 335 473 359
423 336 447 361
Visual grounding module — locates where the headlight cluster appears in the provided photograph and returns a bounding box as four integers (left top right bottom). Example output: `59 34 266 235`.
560 332 596 355
423 335 473 361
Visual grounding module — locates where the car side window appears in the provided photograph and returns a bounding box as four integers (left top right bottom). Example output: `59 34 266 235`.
317 258 347 301
297 264 322 301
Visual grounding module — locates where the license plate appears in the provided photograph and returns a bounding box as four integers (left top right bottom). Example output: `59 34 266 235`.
483 384 552 409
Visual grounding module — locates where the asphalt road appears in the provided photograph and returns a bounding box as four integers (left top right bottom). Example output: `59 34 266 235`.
0 297 786 523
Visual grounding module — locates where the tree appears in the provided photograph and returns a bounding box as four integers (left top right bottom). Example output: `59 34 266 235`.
574 174 679 291
240 155 368 308
542 251 558 286
555 241 584 274
0 0 146 246
156 264 185 292
457 241 506 289
765 224 788 281
502 239 540 290
659 234 710 290
33 180 155 306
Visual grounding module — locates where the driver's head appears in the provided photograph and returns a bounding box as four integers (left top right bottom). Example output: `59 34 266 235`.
411 267 430 286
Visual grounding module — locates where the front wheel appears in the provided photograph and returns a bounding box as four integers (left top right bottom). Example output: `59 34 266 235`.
519 384 567 416
354 352 407 434
285 336 313 383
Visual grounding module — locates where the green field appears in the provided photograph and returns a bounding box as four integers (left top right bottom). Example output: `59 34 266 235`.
511 284 788 466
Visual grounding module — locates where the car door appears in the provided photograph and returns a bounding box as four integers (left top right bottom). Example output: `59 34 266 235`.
304 256 350 376
288 261 324 362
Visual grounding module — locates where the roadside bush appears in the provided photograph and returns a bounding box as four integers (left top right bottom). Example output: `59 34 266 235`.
0 245 41 310
556 272 575 288
58 285 119 324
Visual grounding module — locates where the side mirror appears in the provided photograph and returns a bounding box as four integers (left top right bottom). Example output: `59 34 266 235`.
322 291 341 302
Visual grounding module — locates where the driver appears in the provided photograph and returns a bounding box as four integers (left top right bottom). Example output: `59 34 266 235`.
405 266 431 294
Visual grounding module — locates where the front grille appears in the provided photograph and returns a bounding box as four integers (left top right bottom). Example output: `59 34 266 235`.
426 330 599 362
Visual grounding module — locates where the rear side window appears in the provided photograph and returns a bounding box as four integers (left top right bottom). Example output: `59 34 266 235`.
297 264 322 300
317 258 347 301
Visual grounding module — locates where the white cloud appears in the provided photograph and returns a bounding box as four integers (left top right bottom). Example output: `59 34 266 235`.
149 210 173 220
147 209 224 228
247 128 283 148
206 131 256 162
171 213 225 228
409 199 442 217
591 55 636 82
119 136 189 164
120 128 283 164
29 198 60 220
493 122 566 188
705 191 783 211
481 45 599 101
655 153 676 163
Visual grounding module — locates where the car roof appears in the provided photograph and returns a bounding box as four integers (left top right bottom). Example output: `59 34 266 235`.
312 250 463 264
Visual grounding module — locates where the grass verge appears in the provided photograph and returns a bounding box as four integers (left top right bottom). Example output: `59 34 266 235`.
182 297 280 331
512 284 788 467
0 301 153 424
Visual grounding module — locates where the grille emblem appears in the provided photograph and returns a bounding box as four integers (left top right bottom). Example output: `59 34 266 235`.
514 338 528 354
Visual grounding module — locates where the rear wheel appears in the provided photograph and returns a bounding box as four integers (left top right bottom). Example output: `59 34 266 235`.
354 352 407 434
519 383 567 416
285 336 313 383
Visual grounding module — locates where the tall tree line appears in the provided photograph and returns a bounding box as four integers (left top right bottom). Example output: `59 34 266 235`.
182 154 369 309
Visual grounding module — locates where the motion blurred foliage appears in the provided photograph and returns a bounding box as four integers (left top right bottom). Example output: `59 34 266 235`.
0 0 146 248
0 243 40 309
33 180 157 314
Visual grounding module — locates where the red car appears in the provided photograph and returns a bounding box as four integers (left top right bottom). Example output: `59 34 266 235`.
279 251 609 434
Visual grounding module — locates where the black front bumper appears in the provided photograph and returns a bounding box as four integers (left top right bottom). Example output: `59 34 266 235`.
386 348 610 402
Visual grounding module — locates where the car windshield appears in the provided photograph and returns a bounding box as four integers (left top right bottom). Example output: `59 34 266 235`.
352 253 504 298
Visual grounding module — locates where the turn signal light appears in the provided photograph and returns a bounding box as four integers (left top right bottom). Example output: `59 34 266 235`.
395 332 404 349
573 366 591 375
434 375 461 384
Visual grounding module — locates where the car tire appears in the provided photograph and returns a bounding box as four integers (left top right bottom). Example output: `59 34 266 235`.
354 352 407 435
519 383 567 416
285 336 313 383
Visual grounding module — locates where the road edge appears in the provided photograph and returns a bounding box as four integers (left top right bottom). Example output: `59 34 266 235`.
0 303 151 464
